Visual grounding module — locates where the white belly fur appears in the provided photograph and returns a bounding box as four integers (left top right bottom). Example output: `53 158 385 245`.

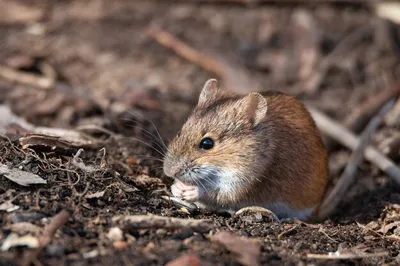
196 199 315 220
263 202 315 220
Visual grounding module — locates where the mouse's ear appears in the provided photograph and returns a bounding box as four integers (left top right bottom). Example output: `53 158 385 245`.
197 79 225 108
239 92 268 126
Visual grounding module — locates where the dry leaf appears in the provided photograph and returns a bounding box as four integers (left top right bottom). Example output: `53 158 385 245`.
383 204 400 222
211 231 260 266
0 164 46 186
378 221 400 235
364 221 380 231
165 254 202 266
85 191 106 199
0 233 39 251
7 222 43 236
0 105 102 149
20 131 98 150
0 201 18 212
0 105 34 135
376 2 400 25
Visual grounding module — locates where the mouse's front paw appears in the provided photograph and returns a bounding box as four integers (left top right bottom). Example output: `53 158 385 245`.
182 185 204 202
171 181 184 198
171 180 204 202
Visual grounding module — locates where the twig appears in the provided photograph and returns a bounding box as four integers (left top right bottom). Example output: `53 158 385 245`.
0 63 55 90
235 206 279 221
145 26 255 93
72 149 100 173
309 103 400 184
318 227 338 243
379 134 400 161
21 210 70 266
308 103 400 212
303 26 372 94
325 85 400 151
113 214 213 233
146 27 225 77
306 251 389 260
278 223 301 238
175 0 375 4
316 99 395 219
161 196 199 213
344 86 400 134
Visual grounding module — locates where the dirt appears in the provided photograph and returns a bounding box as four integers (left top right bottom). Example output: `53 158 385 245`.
0 1 400 265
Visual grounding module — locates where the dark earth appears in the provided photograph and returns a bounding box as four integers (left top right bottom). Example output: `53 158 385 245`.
0 1 400 265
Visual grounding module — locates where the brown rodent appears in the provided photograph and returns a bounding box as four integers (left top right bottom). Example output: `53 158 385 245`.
163 79 329 220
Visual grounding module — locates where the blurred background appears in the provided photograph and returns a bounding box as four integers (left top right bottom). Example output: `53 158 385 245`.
1 1 400 265
1 0 400 140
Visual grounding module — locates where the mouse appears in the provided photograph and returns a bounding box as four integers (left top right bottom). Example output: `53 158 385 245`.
163 79 329 220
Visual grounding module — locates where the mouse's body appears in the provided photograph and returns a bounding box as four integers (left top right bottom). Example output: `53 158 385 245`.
163 79 328 220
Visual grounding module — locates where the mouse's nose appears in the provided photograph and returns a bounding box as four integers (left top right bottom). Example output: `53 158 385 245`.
163 160 182 178
164 162 180 178
166 166 181 178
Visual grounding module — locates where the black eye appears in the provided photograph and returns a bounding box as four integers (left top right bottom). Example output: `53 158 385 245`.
199 137 214 150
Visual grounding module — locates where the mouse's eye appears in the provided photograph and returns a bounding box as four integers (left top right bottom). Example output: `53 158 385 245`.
199 137 214 150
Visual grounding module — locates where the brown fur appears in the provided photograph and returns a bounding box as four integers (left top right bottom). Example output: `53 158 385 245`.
163 79 329 212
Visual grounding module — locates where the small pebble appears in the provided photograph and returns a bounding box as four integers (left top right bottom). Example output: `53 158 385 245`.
253 212 263 222
172 227 194 240
46 245 64 257
113 240 130 250
165 254 202 266
107 227 123 241
156 228 167 237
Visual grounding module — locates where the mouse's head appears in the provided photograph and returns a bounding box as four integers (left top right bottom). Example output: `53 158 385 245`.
163 79 269 197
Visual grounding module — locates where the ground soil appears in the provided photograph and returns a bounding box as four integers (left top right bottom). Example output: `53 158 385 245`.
0 1 400 265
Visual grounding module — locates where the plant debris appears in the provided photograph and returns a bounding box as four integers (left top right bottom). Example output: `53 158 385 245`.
0 1 399 265
0 164 47 186
211 231 260 266
113 214 213 233
1 233 39 251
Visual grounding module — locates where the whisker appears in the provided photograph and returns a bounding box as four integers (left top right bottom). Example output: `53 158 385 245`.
120 119 167 153
126 137 165 157
155 169 165 176
129 155 165 163
201 176 218 187
188 171 204 192
197 179 209 194
192 168 215 192
199 168 219 187
136 113 169 152
125 111 169 152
